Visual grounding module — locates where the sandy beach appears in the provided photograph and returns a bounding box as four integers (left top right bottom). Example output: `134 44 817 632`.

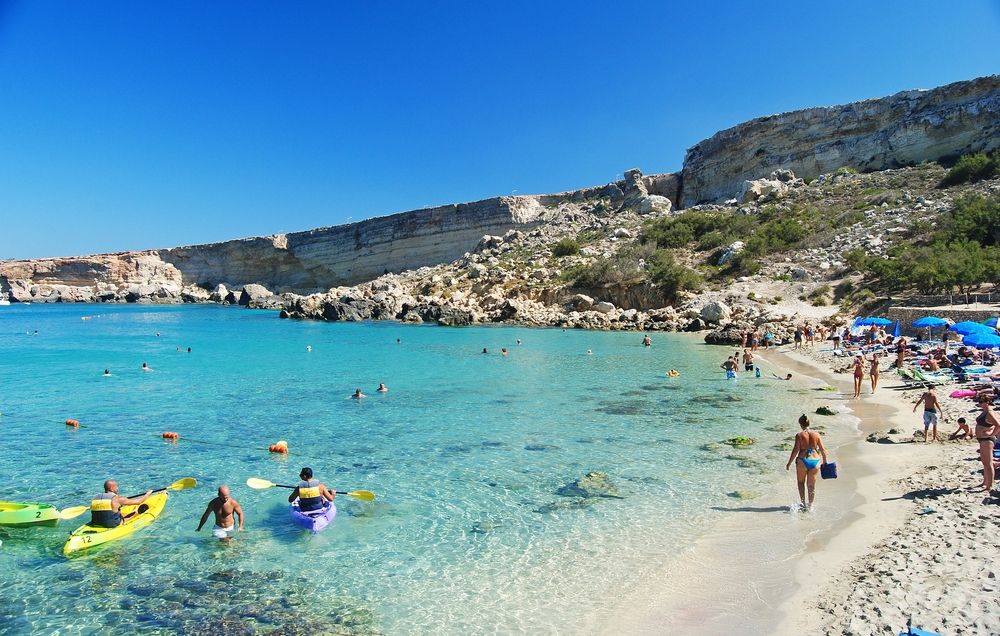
776 345 1000 635
598 339 1000 636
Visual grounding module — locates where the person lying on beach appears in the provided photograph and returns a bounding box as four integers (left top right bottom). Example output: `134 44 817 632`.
786 414 828 510
913 387 942 443
948 417 972 441
197 485 244 540
772 373 793 380
351 389 366 399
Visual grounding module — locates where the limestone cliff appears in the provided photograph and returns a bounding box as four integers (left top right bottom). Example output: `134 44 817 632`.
0 175 679 300
680 75 1000 206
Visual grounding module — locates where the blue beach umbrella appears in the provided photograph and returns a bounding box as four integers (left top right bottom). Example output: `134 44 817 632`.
986 317 998 328
950 321 994 336
857 317 893 326
912 316 949 329
963 332 1000 349
893 321 901 338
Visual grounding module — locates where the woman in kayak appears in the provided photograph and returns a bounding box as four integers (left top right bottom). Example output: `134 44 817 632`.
288 467 335 512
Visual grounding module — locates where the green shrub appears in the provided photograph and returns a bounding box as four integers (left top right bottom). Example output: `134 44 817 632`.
552 238 580 257
803 176 815 185
647 250 703 300
697 230 726 252
567 243 655 288
940 151 1000 188
773 274 792 282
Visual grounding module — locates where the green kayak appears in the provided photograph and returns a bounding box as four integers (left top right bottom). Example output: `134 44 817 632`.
0 501 61 527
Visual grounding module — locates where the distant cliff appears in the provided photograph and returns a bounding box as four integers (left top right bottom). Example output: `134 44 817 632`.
0 171 679 301
680 75 1000 206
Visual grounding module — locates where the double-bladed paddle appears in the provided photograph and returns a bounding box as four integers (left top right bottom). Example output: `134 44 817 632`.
246 477 376 501
59 477 198 520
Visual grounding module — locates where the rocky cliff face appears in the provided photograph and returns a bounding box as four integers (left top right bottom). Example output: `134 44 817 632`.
680 75 1000 207
0 172 680 301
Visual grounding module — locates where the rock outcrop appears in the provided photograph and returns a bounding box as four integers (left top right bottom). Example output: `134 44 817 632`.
681 75 1000 206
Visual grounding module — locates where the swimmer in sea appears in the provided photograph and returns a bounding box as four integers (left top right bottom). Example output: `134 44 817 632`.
196 485 244 540
786 414 828 510
516 339 521 345
156 333 160 337
721 356 738 379
378 383 388 392
103 369 111 376
587 350 592 355
142 363 151 372
501 348 508 356
771 373 793 380
397 338 401 343
307 346 312 351
642 335 651 347
483 348 488 354
351 389 367 399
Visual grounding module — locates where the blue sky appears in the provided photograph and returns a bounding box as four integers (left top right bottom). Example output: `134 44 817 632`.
1 1 998 260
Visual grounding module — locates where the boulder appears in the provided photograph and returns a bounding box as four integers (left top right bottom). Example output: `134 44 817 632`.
638 195 672 215
700 301 731 324
181 285 211 303
209 284 228 303
467 263 488 279
224 289 242 304
239 283 273 306
555 472 624 498
593 301 615 314
704 323 749 345
566 294 594 311
437 307 473 327
621 168 649 208
717 241 745 265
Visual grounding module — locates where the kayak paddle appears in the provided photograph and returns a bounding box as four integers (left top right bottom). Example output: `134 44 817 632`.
246 478 375 501
61 478 197 519
125 477 198 499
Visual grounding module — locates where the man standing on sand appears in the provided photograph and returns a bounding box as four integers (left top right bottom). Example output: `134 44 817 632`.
913 386 943 443
197 485 245 540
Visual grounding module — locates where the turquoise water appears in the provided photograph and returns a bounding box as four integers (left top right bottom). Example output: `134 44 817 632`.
0 305 815 635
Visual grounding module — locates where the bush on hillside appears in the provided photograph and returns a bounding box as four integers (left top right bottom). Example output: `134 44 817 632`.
940 151 1000 188
552 238 580 257
647 250 703 300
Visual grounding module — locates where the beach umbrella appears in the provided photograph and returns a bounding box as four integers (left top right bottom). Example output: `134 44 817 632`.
912 316 949 328
950 321 995 336
986 317 998 328
892 321 901 338
857 317 892 326
963 332 1000 348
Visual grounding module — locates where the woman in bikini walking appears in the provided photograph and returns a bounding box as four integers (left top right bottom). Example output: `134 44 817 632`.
869 352 881 394
852 355 865 399
786 414 828 510
975 396 1000 493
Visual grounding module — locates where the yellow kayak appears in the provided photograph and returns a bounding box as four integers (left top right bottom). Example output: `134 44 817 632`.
63 492 168 554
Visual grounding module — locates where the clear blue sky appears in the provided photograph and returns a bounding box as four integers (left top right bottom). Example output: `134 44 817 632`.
1 1 998 260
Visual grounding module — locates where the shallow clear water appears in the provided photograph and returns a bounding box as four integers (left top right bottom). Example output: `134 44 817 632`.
0 305 816 635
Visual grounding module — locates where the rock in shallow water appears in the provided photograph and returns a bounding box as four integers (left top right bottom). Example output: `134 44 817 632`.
555 471 624 498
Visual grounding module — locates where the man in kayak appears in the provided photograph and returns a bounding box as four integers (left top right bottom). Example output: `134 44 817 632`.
288 467 336 512
196 485 245 540
90 480 152 528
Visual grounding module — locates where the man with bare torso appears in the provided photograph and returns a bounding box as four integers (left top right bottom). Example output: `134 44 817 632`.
913 387 942 443
197 485 245 539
